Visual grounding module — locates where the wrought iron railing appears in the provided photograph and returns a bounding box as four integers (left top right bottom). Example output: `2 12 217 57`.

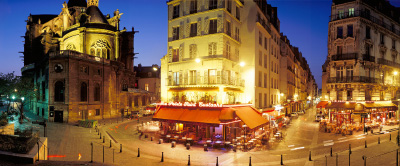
328 76 382 84
166 76 244 87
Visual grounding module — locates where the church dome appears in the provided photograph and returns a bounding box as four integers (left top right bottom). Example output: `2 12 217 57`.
86 6 108 24
67 0 87 8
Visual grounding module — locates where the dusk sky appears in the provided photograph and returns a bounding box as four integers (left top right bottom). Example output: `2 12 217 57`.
1 0 400 88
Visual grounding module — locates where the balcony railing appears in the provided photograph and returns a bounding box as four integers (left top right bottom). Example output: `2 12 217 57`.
256 16 271 34
327 76 381 84
166 76 245 87
362 54 375 62
331 53 357 61
378 58 400 68
330 10 400 36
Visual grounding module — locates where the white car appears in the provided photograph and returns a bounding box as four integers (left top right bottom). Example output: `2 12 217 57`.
291 113 298 118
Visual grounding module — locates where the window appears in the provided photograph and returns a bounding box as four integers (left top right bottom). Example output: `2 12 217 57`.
348 8 354 17
97 69 101 75
208 42 217 56
173 5 180 19
264 73 267 88
81 66 88 74
236 6 240 20
190 0 197 14
264 37 268 50
226 21 231 36
336 66 344 80
209 19 217 34
81 82 88 102
94 83 100 101
225 43 231 59
271 61 273 72
172 27 180 40
338 10 344 19
337 26 343 38
235 27 240 41
380 34 385 44
42 81 45 101
172 48 179 62
54 81 64 102
145 84 149 91
227 0 232 13
259 51 262 66
189 70 196 84
189 44 197 58
346 66 353 80
366 26 370 39
209 0 217 10
271 78 273 88
264 54 267 68
96 109 100 116
347 25 353 37
337 46 343 55
264 93 267 107
190 23 197 37
259 32 262 45
393 39 396 49
259 93 262 108
258 71 262 87
173 72 180 85
209 69 217 84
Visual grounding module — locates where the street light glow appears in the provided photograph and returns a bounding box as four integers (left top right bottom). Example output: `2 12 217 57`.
394 71 398 75
21 97 24 101
12 96 15 100
195 58 201 63
239 62 245 67
153 67 158 71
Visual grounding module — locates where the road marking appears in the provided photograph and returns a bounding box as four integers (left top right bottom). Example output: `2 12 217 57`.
338 137 347 140
290 147 305 151
324 142 334 146
337 139 348 143
288 145 295 147
323 140 333 143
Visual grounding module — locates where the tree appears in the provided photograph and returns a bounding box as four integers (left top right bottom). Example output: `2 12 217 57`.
0 72 18 112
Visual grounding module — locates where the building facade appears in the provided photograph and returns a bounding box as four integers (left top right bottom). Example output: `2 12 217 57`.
322 0 400 102
135 64 161 103
21 0 150 123
161 0 296 109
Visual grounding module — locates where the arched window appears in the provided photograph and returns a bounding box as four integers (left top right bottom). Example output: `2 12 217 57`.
94 83 100 101
54 81 64 102
81 82 88 102
91 39 111 59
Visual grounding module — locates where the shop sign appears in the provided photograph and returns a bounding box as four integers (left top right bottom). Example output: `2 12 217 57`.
157 102 223 108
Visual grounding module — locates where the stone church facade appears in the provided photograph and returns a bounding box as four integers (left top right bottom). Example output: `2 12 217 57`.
22 0 150 123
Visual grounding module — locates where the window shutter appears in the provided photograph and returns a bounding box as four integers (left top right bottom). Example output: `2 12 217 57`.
217 15 223 33
197 71 201 84
217 70 221 84
179 71 183 85
184 70 188 85
186 19 190 38
204 18 209 34
208 43 213 56
197 20 201 36
179 45 183 61
168 5 173 20
179 22 184 39
204 70 208 84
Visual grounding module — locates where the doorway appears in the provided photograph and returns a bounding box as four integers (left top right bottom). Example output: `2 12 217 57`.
54 111 63 123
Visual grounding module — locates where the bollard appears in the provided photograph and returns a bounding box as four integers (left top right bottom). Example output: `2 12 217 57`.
103 146 104 163
91 142 93 163
349 144 351 154
37 142 39 161
363 155 366 166
113 149 114 163
249 156 252 166
349 149 351 166
281 154 283 165
216 157 219 166
137 148 140 157
120 144 122 153
100 132 102 139
309 151 312 161
391 134 392 141
336 153 338 166
161 152 164 162
110 140 112 148
325 155 327 166
103 136 105 143
331 147 333 157
378 137 380 144
397 149 398 166
188 155 190 165
365 140 367 148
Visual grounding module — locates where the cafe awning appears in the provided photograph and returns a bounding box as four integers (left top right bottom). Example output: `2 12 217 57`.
153 108 221 125
325 102 356 109
234 106 268 130
362 102 397 109
316 101 329 108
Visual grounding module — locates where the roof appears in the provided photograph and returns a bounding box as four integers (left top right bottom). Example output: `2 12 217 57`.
316 101 329 108
325 102 356 109
68 0 87 8
86 6 108 24
30 15 58 24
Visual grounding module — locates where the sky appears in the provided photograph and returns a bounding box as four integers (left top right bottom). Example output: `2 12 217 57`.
1 0 400 88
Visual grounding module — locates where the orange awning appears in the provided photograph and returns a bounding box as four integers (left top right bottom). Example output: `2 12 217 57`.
362 102 397 109
234 106 268 129
153 107 221 125
316 101 329 108
325 102 356 109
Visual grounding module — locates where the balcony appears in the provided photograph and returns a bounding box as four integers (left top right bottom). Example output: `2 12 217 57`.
330 10 400 36
256 16 271 34
331 53 357 61
362 54 375 62
378 58 400 68
166 76 245 88
327 76 381 84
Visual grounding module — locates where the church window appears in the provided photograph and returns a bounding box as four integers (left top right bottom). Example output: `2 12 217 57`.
91 39 111 59
66 44 76 51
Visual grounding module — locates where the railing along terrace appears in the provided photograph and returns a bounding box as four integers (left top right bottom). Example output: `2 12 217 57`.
166 76 244 87
378 58 400 68
50 50 111 64
330 10 400 36
331 53 357 61
362 54 375 62
328 76 381 83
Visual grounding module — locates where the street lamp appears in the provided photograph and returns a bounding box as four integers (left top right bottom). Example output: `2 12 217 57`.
239 62 245 67
21 97 24 101
195 58 201 63
153 67 158 71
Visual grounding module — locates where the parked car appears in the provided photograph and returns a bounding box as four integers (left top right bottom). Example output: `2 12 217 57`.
291 112 298 118
298 110 305 115
315 114 323 122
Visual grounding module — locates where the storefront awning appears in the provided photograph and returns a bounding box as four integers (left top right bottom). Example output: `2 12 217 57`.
234 106 268 130
316 101 329 108
153 108 222 125
325 102 356 109
362 102 397 109
262 107 275 113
